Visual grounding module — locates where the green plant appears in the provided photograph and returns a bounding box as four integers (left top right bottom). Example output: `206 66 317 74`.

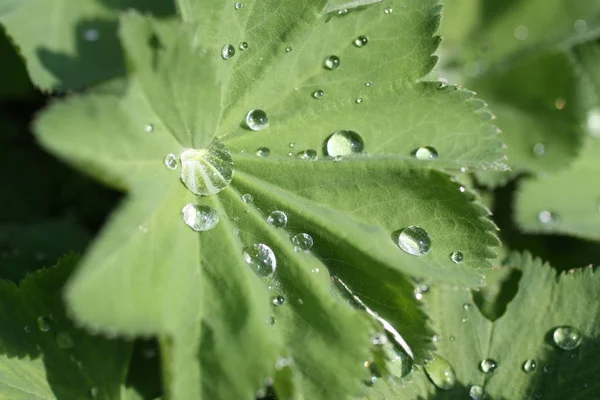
0 0 598 399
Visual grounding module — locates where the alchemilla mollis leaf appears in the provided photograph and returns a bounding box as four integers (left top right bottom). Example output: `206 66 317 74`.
34 1 507 399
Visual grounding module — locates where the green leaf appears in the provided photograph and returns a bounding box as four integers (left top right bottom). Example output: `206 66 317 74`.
0 0 174 91
0 26 32 99
34 2 506 399
397 252 600 399
0 255 132 399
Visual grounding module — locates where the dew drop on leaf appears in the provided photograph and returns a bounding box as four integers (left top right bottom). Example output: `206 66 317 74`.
272 295 285 306
144 124 154 133
181 204 220 232
463 303 472 311
469 385 485 400
479 359 498 373
437 79 449 89
365 81 373 87
255 147 271 158
180 140 233 196
393 226 432 256
543 364 554 374
234 2 243 9
414 284 429 300
291 233 313 251
323 55 341 70
312 89 325 99
533 143 546 156
552 326 583 350
384 7 393 14
289 142 296 148
538 210 558 225
424 355 456 390
325 130 364 157
37 316 51 332
353 35 368 47
586 108 600 137
221 44 235 60
355 98 363 104
450 251 464 263
242 193 254 204
56 332 75 350
24 325 31 333
239 41 249 51
244 243 277 276
285 46 292 53
574 19 588 33
84 29 99 42
267 210 288 228
246 109 269 131
163 153 178 170
523 359 537 373
415 146 439 160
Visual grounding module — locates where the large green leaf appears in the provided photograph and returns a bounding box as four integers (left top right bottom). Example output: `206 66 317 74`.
34 2 506 399
391 252 600 399
0 255 132 399
0 0 174 91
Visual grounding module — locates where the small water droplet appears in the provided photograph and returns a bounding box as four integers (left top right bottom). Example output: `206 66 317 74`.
461 317 468 323
323 55 340 70
289 142 296 148
353 35 368 47
414 284 429 300
145 124 154 133
267 210 288 228
37 316 51 332
372 333 388 345
256 147 271 158
479 359 497 373
311 267 319 273
297 298 304 305
523 359 537 373
552 326 583 350
555 98 566 110
460 166 469 173
24 325 31 333
533 143 546 156
285 46 292 53
287 152 294 156
181 204 219 232
450 251 464 263
56 332 75 350
424 355 456 390
393 226 432 256
312 89 325 99
325 130 364 157
239 41 249 50
437 79 449 89
221 44 235 60
180 141 233 195
337 8 349 16
242 193 254 204
299 149 318 161
246 109 269 131
272 295 285 306
469 385 485 400
291 233 314 251
84 29 100 42
449 335 455 341
90 387 99 398
235 2 243 9
244 243 277 276
384 7 393 14
586 108 600 137
463 303 473 311
538 210 558 225
365 81 373 87
163 153 178 170
574 19 588 33
543 364 554 373
514 25 529 40
415 146 439 160
355 97 363 104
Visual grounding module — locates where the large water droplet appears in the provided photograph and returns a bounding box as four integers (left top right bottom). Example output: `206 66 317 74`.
180 140 233 196
291 233 313 251
450 251 464 263
164 153 178 170
523 359 537 373
267 211 288 228
415 146 439 160
323 55 340 70
37 316 51 332
312 89 325 99
256 147 271 158
244 244 277 276
394 226 432 256
246 109 269 131
479 359 497 373
56 332 75 349
325 130 364 157
424 355 456 390
552 326 583 350
221 44 235 60
299 149 318 161
353 35 368 47
469 385 485 400
181 204 220 232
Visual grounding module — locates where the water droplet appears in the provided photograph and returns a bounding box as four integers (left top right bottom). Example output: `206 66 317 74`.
242 193 254 204
299 149 318 161
84 29 99 42
450 251 464 263
384 7 393 14
285 46 292 53
239 41 249 50
552 326 583 350
37 316 51 332
287 152 294 156
424 355 456 390
514 25 529 40
267 211 288 228
479 359 497 373
353 35 368 47
365 81 373 87
181 204 220 232
414 284 429 300
56 332 74 350
432 334 440 342
272 295 285 306
533 143 546 156
415 146 439 160
469 385 485 400
574 19 587 33
256 147 271 158
145 124 154 133
449 335 455 341
323 55 340 70
372 333 388 345
90 387 99 398
297 298 304 305
312 89 325 99
437 79 449 89
244 244 277 276
586 108 600 137
463 303 473 311
246 109 269 131
325 130 364 157
355 98 363 104
461 317 469 323
289 142 296 148
24 325 31 333
538 210 558 225
235 2 243 9
221 44 235 60
337 9 349 16
180 140 233 195
291 233 313 251
393 226 432 257
543 364 554 373
523 359 537 373
311 267 319 273
555 98 566 110
164 153 178 170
